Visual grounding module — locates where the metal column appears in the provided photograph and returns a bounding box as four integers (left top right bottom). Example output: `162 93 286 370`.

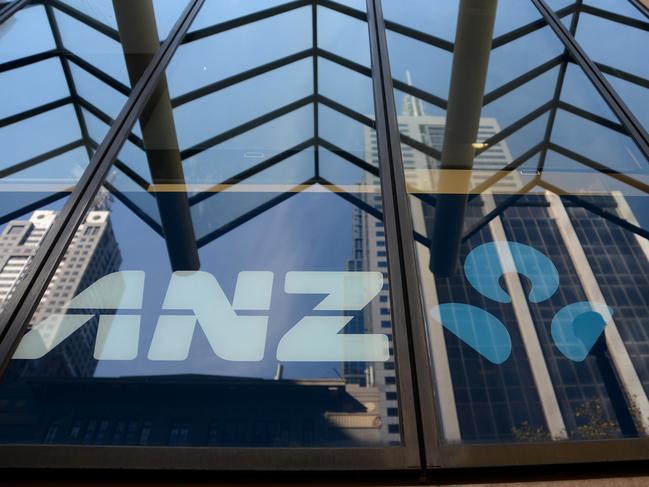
429 0 498 276
113 0 200 271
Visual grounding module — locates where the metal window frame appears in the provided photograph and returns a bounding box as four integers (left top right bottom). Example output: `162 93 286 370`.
0 0 424 472
1 0 649 473
368 0 649 470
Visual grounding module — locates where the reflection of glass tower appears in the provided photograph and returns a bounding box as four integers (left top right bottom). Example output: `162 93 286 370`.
376 94 649 443
350 90 524 444
357 89 649 443
0 206 121 378
461 192 649 442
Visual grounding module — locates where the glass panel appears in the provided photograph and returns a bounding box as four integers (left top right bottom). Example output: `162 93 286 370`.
0 58 68 119
57 0 189 40
0 1 189 330
0 5 56 64
382 0 649 445
548 1 649 133
0 2 405 450
584 0 648 20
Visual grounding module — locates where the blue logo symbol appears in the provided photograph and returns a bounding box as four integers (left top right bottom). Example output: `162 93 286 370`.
432 242 611 364
551 302 612 362
434 303 512 364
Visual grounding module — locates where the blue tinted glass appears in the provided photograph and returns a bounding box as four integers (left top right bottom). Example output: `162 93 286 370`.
0 5 55 63
0 58 68 119
383 0 649 446
548 2 649 133
0 1 403 450
0 0 190 350
3 0 649 459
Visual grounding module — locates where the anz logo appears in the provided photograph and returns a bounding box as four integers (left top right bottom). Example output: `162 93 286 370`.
11 241 612 366
433 242 613 365
12 271 389 363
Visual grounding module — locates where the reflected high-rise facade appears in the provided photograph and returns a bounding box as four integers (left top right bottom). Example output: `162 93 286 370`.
358 90 649 442
0 205 121 378
351 92 525 444
449 191 649 442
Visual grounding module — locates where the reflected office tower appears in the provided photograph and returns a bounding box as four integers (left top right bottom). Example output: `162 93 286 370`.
347 91 525 444
0 201 122 378
361 93 649 443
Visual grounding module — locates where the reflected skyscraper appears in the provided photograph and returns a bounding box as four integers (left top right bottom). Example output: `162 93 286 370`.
346 89 523 445
0 200 121 378
356 87 649 443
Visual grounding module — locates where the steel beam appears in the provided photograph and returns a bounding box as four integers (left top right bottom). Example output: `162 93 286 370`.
112 0 200 271
429 0 498 277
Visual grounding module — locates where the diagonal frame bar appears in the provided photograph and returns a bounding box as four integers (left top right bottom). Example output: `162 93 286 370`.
531 0 649 161
0 0 207 372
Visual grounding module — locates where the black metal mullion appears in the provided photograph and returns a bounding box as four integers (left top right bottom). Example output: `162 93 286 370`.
468 142 545 201
539 180 649 241
392 79 447 111
399 133 442 161
476 100 554 157
0 96 73 129
595 62 649 90
317 48 372 76
182 0 309 44
383 18 453 52
0 192 70 227
492 17 549 49
0 0 29 26
77 96 146 150
461 179 539 242
0 49 60 74
318 176 383 221
318 138 380 177
44 3 94 162
312 0 319 178
65 52 131 96
188 138 316 206
171 48 313 108
581 3 649 30
536 0 583 173
85 139 151 192
557 100 627 133
482 54 564 106
319 0 367 21
367 0 434 470
491 3 577 48
0 0 207 374
317 94 376 128
628 0 649 19
547 142 649 195
102 181 163 236
195 178 315 248
532 0 649 161
0 139 86 179
180 95 314 160
48 0 121 40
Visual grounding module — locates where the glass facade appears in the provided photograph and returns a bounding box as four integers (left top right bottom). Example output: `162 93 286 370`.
0 0 648 471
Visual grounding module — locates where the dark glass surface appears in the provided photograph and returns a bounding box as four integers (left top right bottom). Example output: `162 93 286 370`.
381 0 649 444
0 0 402 448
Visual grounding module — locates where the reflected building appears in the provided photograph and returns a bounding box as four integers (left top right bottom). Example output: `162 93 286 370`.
0 203 121 378
358 90 649 442
0 375 384 447
345 91 524 445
